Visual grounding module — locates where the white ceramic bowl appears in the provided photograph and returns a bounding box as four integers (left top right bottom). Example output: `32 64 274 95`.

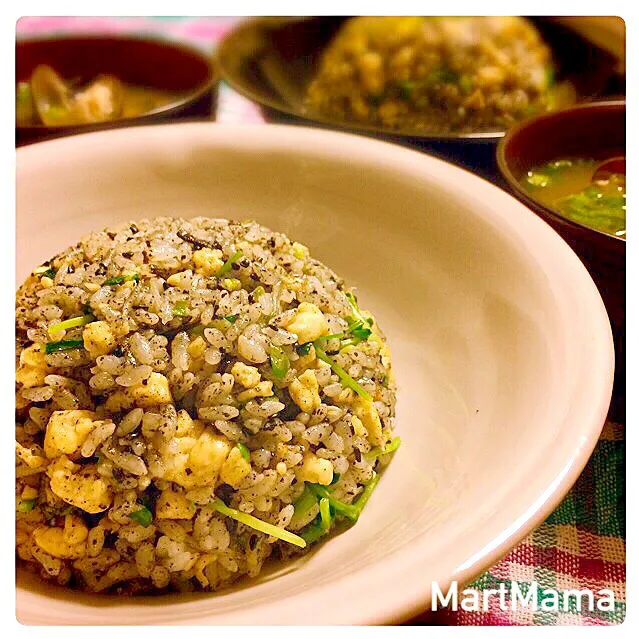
16 124 614 625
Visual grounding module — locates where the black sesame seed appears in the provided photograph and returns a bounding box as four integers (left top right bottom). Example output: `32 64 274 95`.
122 251 133 259
130 224 139 234
214 483 235 505
177 230 212 250
107 232 116 240
250 272 259 281
249 534 258 550
67 264 75 274
354 448 362 463
231 262 240 271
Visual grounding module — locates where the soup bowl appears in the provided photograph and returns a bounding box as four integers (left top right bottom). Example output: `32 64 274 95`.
16 124 614 624
497 101 625 419
16 36 218 146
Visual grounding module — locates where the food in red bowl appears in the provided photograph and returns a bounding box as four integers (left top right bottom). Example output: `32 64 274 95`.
497 100 625 419
16 36 218 145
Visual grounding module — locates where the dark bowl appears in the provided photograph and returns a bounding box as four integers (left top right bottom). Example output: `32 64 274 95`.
16 36 218 146
497 100 625 419
217 16 624 180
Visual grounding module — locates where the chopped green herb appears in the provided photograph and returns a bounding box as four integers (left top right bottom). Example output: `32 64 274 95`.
47 314 94 337
319 498 331 532
45 339 84 354
545 66 555 88
224 314 239 324
365 436 402 463
459 74 474 94
299 517 328 544
345 292 374 330
104 273 140 286
296 342 313 356
212 498 306 548
429 66 459 85
173 300 189 317
130 506 153 527
308 483 359 521
397 80 416 100
348 320 372 341
41 267 56 279
269 346 290 380
236 442 250 461
314 345 372 401
309 472 380 523
217 250 243 276
251 285 266 299
17 499 36 513
293 485 317 520
330 473 341 486
352 472 380 515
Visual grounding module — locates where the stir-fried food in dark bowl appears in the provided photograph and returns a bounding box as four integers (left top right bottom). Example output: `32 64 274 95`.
304 16 573 134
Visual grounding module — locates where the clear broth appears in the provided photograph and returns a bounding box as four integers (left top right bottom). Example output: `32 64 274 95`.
523 158 626 238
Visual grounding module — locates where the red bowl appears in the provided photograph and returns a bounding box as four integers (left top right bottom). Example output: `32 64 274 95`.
497 100 625 419
16 36 218 146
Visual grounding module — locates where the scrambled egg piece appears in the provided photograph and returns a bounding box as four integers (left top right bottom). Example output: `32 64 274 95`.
237 380 273 403
192 248 225 276
156 489 196 520
283 302 329 344
21 486 39 500
48 456 112 513
162 418 232 489
351 414 367 437
231 361 260 389
105 390 135 413
220 447 251 488
16 343 50 388
292 242 309 259
15 442 46 469
130 372 173 407
352 396 383 445
43 410 97 459
187 336 207 359
295 344 316 370
33 515 89 559
299 453 333 485
289 369 321 414
175 409 196 436
82 321 116 357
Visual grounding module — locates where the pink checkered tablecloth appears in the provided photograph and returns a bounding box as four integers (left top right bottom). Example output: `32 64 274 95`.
16 16 626 626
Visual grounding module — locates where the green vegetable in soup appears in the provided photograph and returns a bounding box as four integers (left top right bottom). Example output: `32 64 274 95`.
523 158 626 238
